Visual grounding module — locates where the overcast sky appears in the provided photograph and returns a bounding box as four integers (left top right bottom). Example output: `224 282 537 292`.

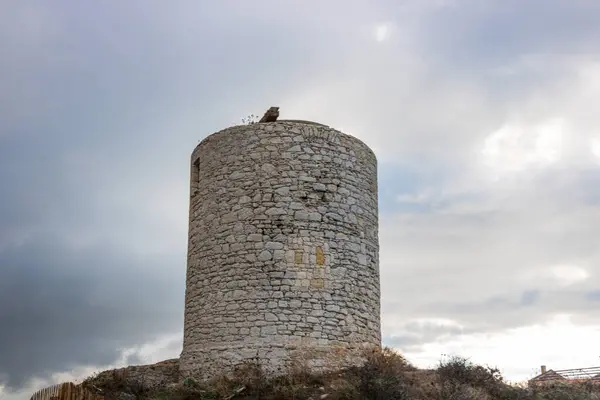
2 0 600 398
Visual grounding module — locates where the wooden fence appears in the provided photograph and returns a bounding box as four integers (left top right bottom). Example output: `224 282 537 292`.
29 382 103 400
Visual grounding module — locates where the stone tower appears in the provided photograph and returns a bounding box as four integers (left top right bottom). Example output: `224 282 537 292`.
180 115 380 379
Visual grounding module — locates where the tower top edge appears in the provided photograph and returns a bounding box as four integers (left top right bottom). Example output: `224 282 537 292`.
276 119 329 127
191 120 377 163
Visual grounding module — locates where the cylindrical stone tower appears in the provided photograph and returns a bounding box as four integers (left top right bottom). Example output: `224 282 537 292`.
180 119 380 379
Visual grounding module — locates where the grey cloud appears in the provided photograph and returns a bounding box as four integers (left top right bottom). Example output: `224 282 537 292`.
381 286 600 354
1 0 600 393
287 1 600 167
1 0 359 391
383 321 474 353
383 285 600 342
585 291 600 301
384 335 433 352
0 235 184 390
519 290 540 306
420 0 600 68
379 164 600 347
0 0 381 135
124 335 183 367
124 353 145 367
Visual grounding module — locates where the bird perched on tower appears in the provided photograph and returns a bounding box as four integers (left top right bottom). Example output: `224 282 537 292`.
259 106 280 122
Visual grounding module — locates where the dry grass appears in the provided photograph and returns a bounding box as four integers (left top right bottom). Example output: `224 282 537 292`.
81 349 600 400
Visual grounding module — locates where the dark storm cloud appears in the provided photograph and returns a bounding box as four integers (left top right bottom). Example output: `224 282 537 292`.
0 235 185 389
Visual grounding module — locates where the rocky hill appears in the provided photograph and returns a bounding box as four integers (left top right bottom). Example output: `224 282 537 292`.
32 348 600 400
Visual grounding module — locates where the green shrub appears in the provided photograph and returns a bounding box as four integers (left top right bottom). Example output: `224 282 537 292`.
350 347 417 400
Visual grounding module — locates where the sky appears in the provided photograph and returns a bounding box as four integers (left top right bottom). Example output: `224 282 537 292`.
2 0 600 398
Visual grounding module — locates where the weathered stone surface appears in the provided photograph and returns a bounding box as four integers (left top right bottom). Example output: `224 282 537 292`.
91 359 180 390
30 359 180 400
181 120 380 380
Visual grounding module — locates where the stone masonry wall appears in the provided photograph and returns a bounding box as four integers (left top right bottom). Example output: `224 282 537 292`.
179 120 380 380
89 359 180 390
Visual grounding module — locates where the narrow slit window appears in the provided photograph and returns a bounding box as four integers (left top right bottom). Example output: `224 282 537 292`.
191 158 200 196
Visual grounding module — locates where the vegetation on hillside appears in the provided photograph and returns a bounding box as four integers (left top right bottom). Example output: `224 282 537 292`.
83 348 600 400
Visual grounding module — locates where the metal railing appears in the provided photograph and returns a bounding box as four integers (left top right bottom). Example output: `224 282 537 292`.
532 366 600 382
